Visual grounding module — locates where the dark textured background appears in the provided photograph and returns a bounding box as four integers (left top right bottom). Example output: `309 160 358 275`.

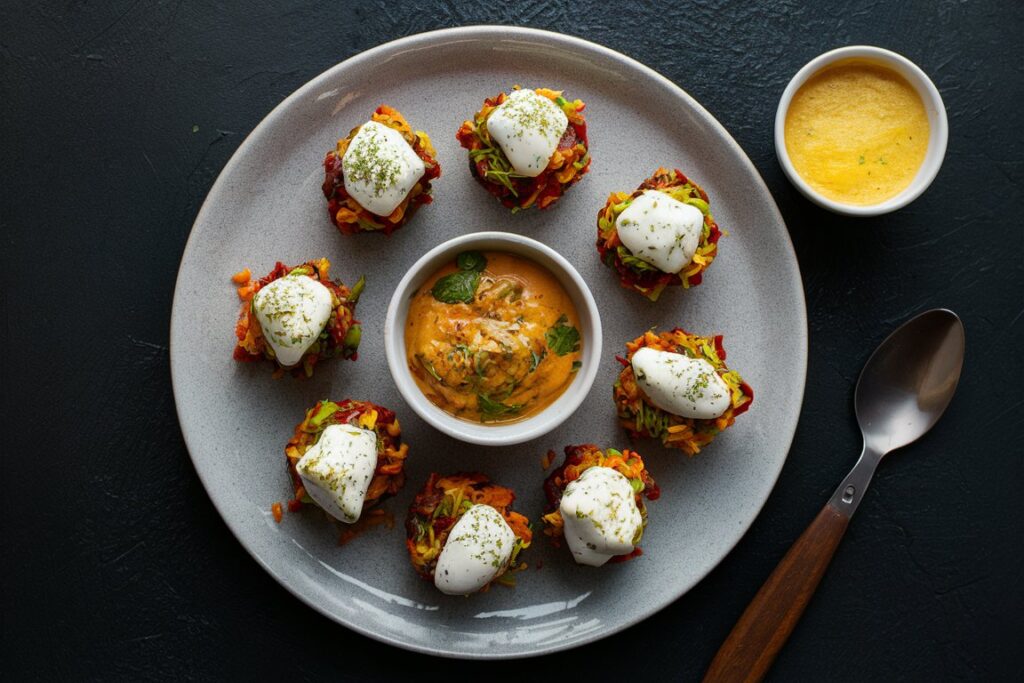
2 1 1022 680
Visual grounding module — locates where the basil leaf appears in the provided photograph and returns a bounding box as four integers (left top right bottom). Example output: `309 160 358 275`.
545 315 581 356
431 251 488 303
477 393 523 421
431 270 480 304
456 251 487 272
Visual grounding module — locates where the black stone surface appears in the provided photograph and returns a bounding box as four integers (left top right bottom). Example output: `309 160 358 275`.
2 1 1022 680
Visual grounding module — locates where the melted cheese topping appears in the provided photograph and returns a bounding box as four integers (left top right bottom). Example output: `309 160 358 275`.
616 190 704 273
252 275 332 367
486 89 568 177
560 467 642 567
784 60 930 205
342 120 425 216
631 347 731 419
434 504 515 595
295 424 378 524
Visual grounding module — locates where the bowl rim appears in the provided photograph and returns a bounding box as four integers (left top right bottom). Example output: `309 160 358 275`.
383 230 602 446
774 45 949 216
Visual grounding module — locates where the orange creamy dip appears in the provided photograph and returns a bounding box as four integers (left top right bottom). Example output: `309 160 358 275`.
784 60 930 205
405 251 582 423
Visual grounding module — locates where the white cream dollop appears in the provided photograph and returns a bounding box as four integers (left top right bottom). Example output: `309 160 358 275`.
631 347 731 419
559 466 643 567
615 190 705 274
342 120 425 217
486 89 569 178
252 274 333 367
434 504 516 595
295 424 378 524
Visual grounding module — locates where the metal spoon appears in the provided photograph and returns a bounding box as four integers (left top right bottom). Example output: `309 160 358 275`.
704 308 965 683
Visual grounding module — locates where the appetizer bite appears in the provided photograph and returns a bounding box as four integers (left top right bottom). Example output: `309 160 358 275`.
614 329 753 454
322 105 441 235
285 399 408 522
456 87 590 211
232 259 363 377
542 445 659 566
405 250 582 423
406 473 531 595
596 168 722 301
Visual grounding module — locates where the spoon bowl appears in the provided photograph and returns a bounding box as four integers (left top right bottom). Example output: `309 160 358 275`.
855 309 966 455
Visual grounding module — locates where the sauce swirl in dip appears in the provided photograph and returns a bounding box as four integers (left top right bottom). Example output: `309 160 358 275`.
405 251 582 423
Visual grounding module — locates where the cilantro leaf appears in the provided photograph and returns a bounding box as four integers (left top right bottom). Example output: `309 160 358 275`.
545 315 581 356
477 393 523 421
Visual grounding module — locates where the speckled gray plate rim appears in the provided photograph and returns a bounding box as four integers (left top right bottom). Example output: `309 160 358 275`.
170 26 807 659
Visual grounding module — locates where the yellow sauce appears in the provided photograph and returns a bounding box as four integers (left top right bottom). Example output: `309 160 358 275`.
406 252 582 423
784 59 930 205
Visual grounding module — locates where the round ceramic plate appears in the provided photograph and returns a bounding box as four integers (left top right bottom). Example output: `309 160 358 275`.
171 26 807 659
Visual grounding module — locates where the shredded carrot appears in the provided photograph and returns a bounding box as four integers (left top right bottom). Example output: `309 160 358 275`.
232 259 361 377
333 206 360 224
455 88 590 212
323 105 439 235
283 400 407 526
613 328 753 454
271 502 283 523
541 450 555 470
596 169 721 301
541 444 658 559
406 472 532 585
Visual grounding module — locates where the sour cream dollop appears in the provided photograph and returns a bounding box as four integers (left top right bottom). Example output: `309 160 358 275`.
434 504 516 595
616 190 705 274
295 424 378 524
559 466 643 567
486 89 569 178
252 274 333 367
631 347 731 419
342 120 425 216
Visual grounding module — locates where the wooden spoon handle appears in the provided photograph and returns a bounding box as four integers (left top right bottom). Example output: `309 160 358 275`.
702 503 851 683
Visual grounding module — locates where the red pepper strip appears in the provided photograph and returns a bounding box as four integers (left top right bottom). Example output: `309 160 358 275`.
714 335 726 360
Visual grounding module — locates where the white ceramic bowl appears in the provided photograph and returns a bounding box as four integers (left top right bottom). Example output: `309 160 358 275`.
775 45 948 216
384 231 602 446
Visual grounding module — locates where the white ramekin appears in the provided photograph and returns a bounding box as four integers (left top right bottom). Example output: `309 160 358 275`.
384 231 602 446
774 45 948 216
